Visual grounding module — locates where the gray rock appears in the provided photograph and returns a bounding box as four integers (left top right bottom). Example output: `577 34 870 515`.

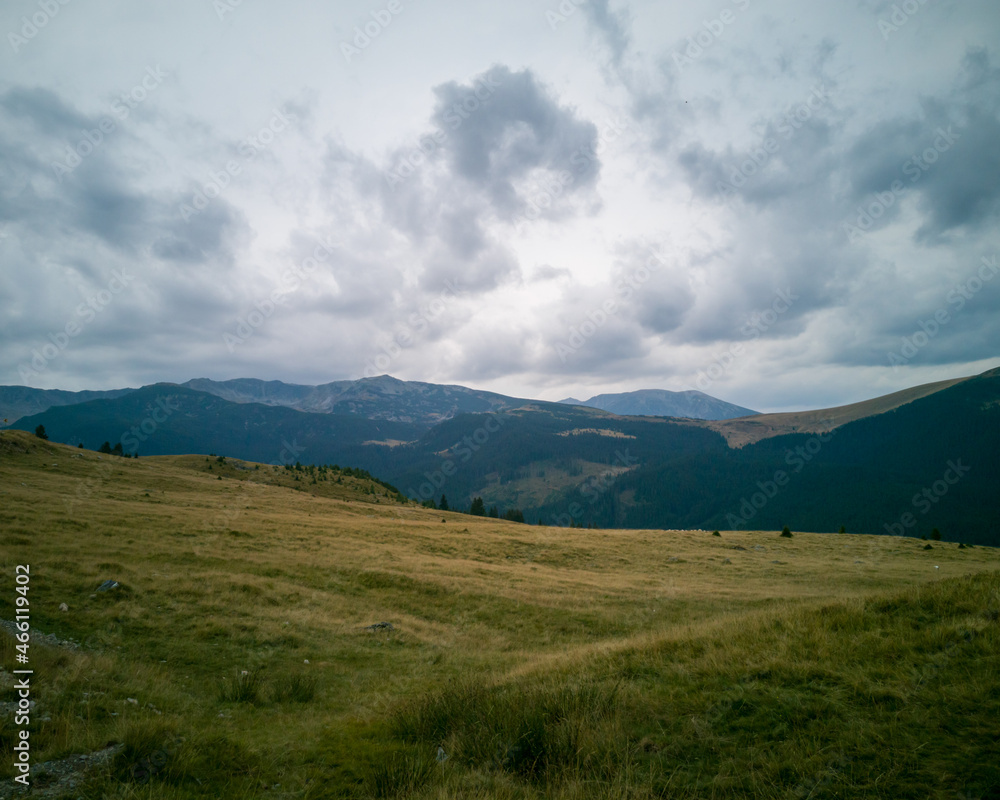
363 621 395 632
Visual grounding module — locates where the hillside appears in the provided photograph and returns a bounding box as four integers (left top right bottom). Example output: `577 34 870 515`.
10 383 425 465
702 374 973 447
377 369 1000 543
1 430 998 798
533 368 1000 543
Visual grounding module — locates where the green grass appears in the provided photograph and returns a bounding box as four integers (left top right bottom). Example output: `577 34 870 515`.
0 429 998 798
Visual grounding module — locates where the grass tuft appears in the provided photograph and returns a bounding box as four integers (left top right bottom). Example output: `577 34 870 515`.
219 668 263 704
271 672 318 704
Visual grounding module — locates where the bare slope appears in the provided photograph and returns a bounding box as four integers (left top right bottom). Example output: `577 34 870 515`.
703 374 973 447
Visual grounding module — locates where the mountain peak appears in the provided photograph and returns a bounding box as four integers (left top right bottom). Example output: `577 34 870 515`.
560 389 757 420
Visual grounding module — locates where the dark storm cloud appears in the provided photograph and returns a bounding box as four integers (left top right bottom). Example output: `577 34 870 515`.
582 0 632 70
677 88 838 212
151 202 249 265
843 48 1000 242
0 86 92 134
665 45 999 371
0 85 249 262
428 65 601 218
323 65 607 298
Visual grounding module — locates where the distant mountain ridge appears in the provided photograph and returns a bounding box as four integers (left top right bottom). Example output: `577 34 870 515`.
0 386 135 426
181 376 531 425
1 376 755 427
8 367 998 543
560 389 758 420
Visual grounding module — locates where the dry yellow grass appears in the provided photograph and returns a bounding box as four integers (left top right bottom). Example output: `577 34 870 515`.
0 429 997 798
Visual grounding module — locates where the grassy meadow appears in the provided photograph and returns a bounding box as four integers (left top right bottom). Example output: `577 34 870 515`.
1 429 998 799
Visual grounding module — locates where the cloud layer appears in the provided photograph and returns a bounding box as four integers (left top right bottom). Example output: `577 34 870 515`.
0 0 997 412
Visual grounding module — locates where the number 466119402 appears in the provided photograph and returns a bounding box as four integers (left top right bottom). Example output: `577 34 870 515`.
14 565 30 658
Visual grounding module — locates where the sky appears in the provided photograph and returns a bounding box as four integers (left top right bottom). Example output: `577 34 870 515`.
1 0 998 413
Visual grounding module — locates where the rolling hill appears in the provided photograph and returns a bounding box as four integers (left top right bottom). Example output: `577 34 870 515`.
703 373 975 447
10 383 426 466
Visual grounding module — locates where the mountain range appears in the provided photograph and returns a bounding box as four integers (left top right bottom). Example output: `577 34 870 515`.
2 376 733 429
5 368 998 544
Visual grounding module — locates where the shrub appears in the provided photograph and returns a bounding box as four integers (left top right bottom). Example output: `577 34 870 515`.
712 530 721 537
780 526 793 537
34 424 48 440
930 528 942 541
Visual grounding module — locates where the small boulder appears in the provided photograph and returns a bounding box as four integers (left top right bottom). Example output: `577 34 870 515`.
364 622 395 632
59 603 68 612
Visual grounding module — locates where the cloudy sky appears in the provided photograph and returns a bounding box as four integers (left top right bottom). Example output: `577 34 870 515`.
1 0 998 412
